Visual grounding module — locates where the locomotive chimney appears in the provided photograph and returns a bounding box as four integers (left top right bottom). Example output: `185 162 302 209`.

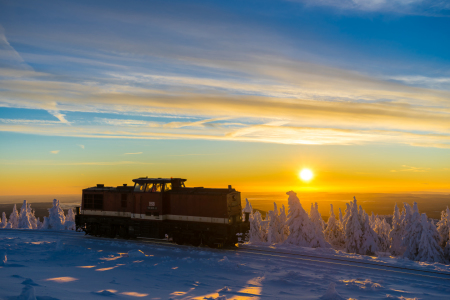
97 184 104 188
123 184 127 187
228 185 232 190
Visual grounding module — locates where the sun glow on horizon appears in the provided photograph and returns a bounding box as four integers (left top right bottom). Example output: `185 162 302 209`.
299 168 314 182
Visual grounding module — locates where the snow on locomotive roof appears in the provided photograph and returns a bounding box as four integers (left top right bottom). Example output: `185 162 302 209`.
132 177 187 183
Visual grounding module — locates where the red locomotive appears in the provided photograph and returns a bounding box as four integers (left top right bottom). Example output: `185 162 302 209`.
75 177 250 247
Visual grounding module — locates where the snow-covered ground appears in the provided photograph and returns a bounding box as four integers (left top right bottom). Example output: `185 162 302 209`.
1 230 450 300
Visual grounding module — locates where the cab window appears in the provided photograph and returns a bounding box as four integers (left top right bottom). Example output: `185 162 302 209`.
134 183 146 192
146 183 163 192
145 184 154 192
153 184 162 192
164 183 172 191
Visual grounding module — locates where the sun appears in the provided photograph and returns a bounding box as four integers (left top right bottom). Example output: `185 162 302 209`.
299 168 314 182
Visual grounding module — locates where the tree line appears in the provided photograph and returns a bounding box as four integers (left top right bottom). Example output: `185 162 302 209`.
244 191 450 264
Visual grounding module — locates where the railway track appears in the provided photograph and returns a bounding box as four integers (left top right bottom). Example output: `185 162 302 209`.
136 236 450 281
3 229 450 281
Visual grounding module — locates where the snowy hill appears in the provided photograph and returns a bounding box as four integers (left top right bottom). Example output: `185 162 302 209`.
1 230 450 300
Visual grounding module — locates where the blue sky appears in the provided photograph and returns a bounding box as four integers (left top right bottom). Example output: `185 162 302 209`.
1 0 450 194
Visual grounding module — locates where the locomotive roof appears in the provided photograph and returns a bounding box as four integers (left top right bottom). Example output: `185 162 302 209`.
132 177 186 184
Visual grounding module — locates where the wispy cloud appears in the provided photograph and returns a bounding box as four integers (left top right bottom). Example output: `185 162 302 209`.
0 118 61 125
1 2 450 150
2 121 450 149
124 152 143 155
50 150 60 154
48 110 71 125
77 144 85 149
163 117 229 129
0 160 153 166
294 0 450 14
390 165 430 172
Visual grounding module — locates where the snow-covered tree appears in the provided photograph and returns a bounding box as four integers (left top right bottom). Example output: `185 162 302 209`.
8 204 19 229
344 198 363 254
65 208 76 230
342 203 351 234
267 203 289 244
369 212 377 228
267 203 282 244
242 198 253 222
0 212 7 229
44 199 66 230
400 203 413 232
284 191 329 248
310 202 325 232
18 200 33 229
324 204 345 248
41 216 49 230
260 217 269 241
416 214 446 263
389 203 404 256
28 203 38 229
309 202 328 247
36 218 43 230
338 208 343 225
402 202 423 261
436 207 450 249
279 204 289 241
360 212 379 255
249 210 266 243
374 217 391 253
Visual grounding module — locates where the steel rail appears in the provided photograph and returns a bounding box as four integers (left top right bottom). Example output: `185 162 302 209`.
235 246 450 278
233 248 450 281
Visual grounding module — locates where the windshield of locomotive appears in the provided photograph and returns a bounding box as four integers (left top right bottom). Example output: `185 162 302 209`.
145 183 163 192
134 182 146 192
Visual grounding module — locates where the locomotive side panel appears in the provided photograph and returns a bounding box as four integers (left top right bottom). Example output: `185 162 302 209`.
168 193 228 221
136 192 163 220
